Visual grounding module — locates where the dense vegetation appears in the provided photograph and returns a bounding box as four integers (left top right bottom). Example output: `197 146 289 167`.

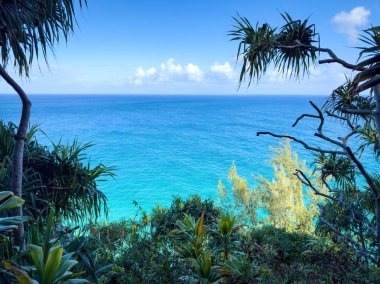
1 3 380 283
0 122 378 283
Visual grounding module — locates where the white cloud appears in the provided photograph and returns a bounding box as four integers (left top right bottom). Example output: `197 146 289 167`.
186 63 203 81
131 58 205 85
131 59 237 86
332 6 370 43
160 58 184 75
133 67 157 85
135 67 145 77
210 62 234 79
146 67 157 76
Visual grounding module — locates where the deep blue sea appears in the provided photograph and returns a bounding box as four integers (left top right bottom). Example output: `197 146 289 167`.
0 95 374 220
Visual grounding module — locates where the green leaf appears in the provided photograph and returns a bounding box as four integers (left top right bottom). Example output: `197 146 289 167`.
43 245 63 284
196 212 205 237
2 260 36 284
29 244 44 281
0 216 30 225
0 195 25 212
54 253 78 282
62 279 90 284
0 224 18 232
0 191 13 202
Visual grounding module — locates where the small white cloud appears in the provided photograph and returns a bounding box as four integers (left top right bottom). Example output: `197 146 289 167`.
332 6 370 43
133 66 157 85
146 67 157 76
160 58 184 74
186 63 203 81
135 67 146 78
210 62 234 79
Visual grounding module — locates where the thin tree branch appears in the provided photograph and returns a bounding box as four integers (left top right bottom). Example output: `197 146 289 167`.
274 43 366 71
295 170 376 235
341 109 375 115
292 114 319 127
325 111 356 131
309 101 324 132
256 132 346 155
316 47 366 71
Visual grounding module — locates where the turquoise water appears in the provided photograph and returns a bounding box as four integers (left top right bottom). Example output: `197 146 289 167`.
0 95 371 220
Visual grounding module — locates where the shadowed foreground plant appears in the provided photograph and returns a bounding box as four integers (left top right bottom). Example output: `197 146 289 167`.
2 210 88 284
0 191 29 262
0 191 28 236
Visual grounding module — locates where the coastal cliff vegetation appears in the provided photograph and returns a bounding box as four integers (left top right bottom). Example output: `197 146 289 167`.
0 2 380 283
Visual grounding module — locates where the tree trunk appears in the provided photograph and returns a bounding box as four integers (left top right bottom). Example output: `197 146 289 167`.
0 65 31 248
374 83 380 265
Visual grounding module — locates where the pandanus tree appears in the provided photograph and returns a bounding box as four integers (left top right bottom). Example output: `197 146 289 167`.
230 14 380 264
0 0 86 245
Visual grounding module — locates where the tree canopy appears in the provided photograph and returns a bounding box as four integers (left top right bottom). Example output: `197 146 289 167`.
0 0 86 76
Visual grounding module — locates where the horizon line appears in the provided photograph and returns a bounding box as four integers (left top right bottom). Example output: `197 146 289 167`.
1 93 328 97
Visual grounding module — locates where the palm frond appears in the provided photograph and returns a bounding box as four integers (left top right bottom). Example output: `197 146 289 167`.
0 0 86 76
229 13 319 86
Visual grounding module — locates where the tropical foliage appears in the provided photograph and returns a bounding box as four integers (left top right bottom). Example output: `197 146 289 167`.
0 0 86 75
0 121 113 223
231 12 380 265
0 124 377 283
71 195 373 283
0 191 27 237
0 0 87 247
2 210 89 284
1 3 380 283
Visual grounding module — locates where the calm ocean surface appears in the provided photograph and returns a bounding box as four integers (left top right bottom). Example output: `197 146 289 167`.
0 95 374 220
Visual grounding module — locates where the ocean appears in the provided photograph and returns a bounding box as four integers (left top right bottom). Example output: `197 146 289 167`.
0 94 373 220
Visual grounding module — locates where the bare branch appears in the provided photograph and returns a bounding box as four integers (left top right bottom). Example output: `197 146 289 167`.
341 130 357 146
275 43 366 71
317 47 366 71
296 170 344 203
325 111 356 131
292 114 319 127
309 101 324 132
315 133 345 148
256 131 346 155
342 109 374 115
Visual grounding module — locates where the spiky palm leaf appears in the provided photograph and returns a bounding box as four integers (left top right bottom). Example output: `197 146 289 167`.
230 13 318 86
0 122 113 223
352 27 380 93
0 0 86 76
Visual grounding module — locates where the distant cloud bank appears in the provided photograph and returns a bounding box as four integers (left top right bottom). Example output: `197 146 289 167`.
331 6 371 43
130 58 236 85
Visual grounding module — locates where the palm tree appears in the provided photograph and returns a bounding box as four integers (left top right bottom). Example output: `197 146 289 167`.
0 0 86 246
230 13 380 264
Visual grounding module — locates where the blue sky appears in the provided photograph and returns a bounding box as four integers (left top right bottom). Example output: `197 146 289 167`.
2 0 379 95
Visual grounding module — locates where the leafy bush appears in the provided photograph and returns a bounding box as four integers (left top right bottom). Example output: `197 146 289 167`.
151 194 220 238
